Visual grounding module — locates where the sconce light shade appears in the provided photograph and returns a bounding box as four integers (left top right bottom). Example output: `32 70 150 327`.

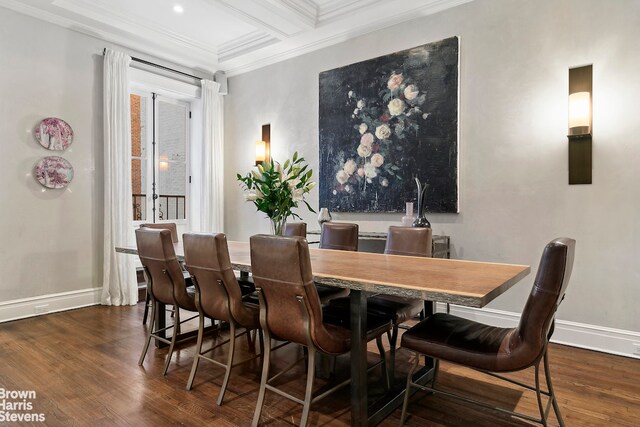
568 64 593 185
255 140 266 163
568 91 591 136
255 123 271 166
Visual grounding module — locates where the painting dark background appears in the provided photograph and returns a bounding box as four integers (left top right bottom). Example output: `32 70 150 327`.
319 36 458 213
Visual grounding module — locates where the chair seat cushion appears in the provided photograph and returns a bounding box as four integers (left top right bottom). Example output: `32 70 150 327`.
363 295 423 324
401 313 517 372
322 304 391 342
315 284 349 304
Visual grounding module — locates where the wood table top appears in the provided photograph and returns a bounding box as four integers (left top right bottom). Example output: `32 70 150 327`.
117 241 530 308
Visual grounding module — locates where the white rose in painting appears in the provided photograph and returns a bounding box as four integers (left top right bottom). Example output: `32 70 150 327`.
381 178 389 187
358 123 368 135
375 124 391 140
360 132 374 147
292 188 304 202
364 162 377 179
357 144 372 158
354 108 359 115
357 99 365 109
357 168 364 177
244 189 263 201
343 159 357 175
388 98 406 116
370 153 384 168
348 90 354 98
387 73 403 91
422 113 430 120
336 170 349 184
404 84 419 100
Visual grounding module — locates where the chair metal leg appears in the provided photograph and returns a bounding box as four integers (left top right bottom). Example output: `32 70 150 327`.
217 322 237 405
534 362 548 427
162 305 180 376
544 351 566 427
142 291 151 325
300 347 316 427
139 299 157 365
376 335 390 391
252 336 271 427
389 324 398 386
432 359 440 388
186 311 206 390
399 353 421 426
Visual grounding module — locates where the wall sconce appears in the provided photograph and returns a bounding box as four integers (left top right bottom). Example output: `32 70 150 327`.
568 65 592 185
255 123 271 166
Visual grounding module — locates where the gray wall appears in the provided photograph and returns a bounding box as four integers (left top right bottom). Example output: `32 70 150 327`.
0 7 104 301
224 0 640 332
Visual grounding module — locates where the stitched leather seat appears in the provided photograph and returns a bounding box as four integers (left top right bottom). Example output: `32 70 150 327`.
182 233 261 404
399 238 576 426
135 228 198 375
250 234 391 426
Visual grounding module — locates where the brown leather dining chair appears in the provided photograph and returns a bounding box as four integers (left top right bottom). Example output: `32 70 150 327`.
284 222 307 238
139 223 189 325
314 222 358 303
182 233 262 405
135 228 199 375
399 237 576 427
327 226 432 378
250 235 391 427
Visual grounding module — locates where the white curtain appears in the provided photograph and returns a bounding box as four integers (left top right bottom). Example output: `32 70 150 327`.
102 49 137 306
200 79 224 232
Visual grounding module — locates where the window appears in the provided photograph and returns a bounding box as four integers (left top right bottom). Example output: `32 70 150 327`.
130 91 190 223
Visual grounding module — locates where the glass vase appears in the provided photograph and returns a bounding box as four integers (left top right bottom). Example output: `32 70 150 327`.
270 217 287 236
401 202 415 227
317 207 332 227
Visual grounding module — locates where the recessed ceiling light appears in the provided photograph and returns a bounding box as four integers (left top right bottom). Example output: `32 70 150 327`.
173 4 184 14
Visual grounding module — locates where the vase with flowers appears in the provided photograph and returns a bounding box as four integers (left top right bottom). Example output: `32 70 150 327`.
237 152 316 235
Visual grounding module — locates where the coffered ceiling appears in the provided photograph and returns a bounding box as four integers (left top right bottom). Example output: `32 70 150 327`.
0 0 472 75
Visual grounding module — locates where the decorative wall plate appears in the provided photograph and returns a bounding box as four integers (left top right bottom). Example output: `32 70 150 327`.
35 117 73 150
34 156 74 189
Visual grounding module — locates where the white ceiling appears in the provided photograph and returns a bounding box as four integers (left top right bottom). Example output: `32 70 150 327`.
0 0 472 76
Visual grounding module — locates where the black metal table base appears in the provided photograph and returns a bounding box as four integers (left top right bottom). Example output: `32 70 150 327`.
350 289 435 426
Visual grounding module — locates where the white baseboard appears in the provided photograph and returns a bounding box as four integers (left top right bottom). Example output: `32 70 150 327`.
0 288 102 323
437 303 640 360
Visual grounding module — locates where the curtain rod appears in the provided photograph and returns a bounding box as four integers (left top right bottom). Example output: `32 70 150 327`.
102 48 202 81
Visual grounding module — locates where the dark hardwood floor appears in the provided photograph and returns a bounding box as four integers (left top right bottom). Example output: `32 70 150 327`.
0 304 638 426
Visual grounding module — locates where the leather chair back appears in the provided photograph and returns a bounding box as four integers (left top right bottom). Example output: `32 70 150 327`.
135 228 190 307
183 233 254 326
319 223 358 251
250 235 347 354
385 226 433 257
140 223 179 243
284 222 307 238
512 238 576 365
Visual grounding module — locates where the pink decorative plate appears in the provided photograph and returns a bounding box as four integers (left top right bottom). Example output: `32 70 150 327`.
34 156 74 189
35 117 73 150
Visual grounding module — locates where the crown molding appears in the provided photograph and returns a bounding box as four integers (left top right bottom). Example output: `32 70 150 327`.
218 31 280 63
0 0 218 71
224 0 473 76
52 0 217 57
317 0 384 23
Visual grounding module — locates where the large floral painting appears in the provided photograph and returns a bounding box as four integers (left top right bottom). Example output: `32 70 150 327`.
319 36 458 213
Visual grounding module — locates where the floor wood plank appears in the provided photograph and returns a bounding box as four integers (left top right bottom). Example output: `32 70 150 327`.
0 305 638 426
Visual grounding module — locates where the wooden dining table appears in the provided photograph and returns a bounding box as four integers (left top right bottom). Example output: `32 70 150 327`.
117 240 530 426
